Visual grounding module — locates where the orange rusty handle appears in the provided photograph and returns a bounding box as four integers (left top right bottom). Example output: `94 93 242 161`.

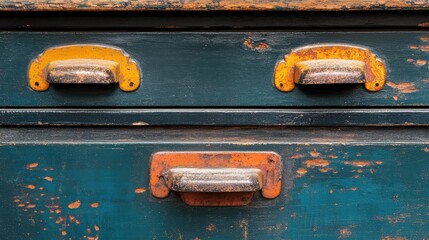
274 44 386 92
28 44 141 92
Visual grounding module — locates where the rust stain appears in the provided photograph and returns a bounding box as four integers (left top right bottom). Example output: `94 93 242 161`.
243 37 253 49
206 224 217 232
339 228 352 238
134 188 146 194
274 44 386 92
26 184 36 189
43 176 53 182
291 154 305 159
296 168 307 176
26 162 38 169
150 152 282 206
68 200 81 209
344 160 372 167
90 202 100 208
305 159 330 168
309 149 321 157
386 82 418 94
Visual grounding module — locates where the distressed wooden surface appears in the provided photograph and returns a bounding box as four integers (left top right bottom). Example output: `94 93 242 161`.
1 108 429 126
1 32 429 107
0 0 429 11
0 127 428 239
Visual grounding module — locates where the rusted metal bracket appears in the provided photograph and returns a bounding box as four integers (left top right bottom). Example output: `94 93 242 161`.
274 44 386 92
150 152 282 206
28 44 140 92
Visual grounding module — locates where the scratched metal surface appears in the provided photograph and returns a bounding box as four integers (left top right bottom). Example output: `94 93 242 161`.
0 127 428 239
0 32 428 107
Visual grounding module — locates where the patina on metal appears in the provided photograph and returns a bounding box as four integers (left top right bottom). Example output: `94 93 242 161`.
28 44 140 92
150 151 282 206
47 59 119 84
274 44 386 92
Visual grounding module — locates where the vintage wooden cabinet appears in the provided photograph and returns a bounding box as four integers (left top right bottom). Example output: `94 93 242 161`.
0 1 428 239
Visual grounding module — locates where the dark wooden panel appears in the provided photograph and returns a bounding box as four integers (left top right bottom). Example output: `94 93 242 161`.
1 11 429 29
1 0 429 11
1 108 429 126
0 127 428 239
1 32 429 107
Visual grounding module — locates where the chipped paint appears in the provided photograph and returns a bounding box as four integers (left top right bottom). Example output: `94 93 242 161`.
68 200 81 209
0 0 427 11
344 160 372 167
339 228 352 238
414 59 427 66
26 162 38 169
206 224 217 232
296 168 307 176
134 188 146 194
26 184 35 189
386 82 418 94
90 202 100 208
290 154 305 159
310 149 321 157
43 176 53 182
305 159 330 168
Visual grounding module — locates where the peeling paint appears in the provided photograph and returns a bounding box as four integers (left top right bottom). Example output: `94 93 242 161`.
296 168 307 176
344 160 372 167
339 228 352 238
305 159 330 168
386 81 418 94
134 188 146 194
68 200 81 209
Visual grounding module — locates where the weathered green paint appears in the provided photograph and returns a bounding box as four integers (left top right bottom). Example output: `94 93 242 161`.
0 32 428 107
0 128 428 239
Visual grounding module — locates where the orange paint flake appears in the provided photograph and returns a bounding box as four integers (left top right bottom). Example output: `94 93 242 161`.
420 45 429 52
329 189 334 194
421 36 429 42
26 184 36 190
296 168 307 176
386 81 418 94
17 204 25 207
255 42 270 52
61 230 67 236
392 95 399 101
55 217 65 224
351 187 358 191
90 202 100 208
243 37 253 49
94 224 100 232
43 176 53 182
14 199 20 203
309 150 321 157
375 161 383 165
68 200 81 209
206 224 217 232
424 147 429 152
26 162 39 169
339 228 352 238
26 204 36 209
415 59 427 66
134 188 146 194
290 154 305 159
328 155 338 159
305 159 330 168
344 161 372 167
409 45 419 50
55 209 61 214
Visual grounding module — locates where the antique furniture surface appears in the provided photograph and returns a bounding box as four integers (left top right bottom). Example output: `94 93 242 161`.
0 1 428 239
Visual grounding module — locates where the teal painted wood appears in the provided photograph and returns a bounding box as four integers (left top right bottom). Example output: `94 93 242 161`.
0 128 428 239
0 32 428 107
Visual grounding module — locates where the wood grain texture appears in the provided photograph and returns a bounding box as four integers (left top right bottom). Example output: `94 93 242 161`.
0 0 429 11
0 127 428 239
1 109 429 126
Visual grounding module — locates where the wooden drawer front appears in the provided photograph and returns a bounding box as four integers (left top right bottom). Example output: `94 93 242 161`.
1 32 428 107
1 127 428 239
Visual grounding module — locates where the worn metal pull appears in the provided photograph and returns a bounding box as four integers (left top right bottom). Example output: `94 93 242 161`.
150 152 282 206
274 44 386 92
163 168 263 193
29 44 140 92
